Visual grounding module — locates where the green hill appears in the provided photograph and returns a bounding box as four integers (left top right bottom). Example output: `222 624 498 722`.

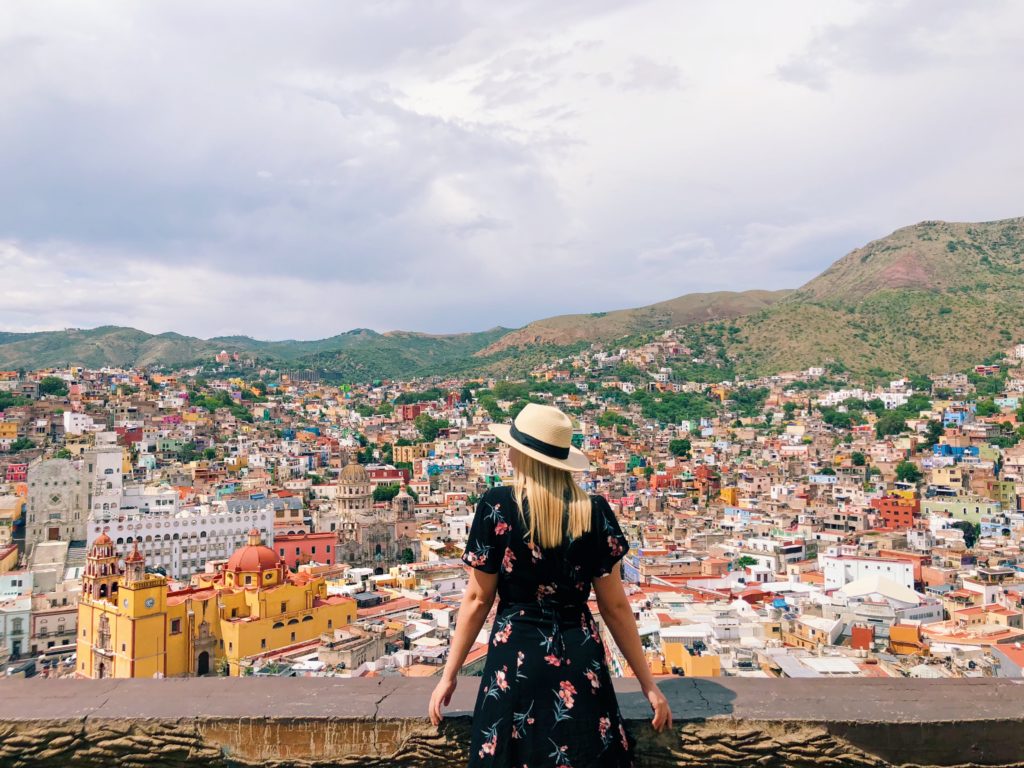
726 218 1024 375
2 217 1022 379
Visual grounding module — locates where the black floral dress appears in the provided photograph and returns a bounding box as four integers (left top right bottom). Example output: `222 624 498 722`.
461 486 634 768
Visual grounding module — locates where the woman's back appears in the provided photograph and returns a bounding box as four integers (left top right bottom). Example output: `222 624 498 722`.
462 485 629 609
462 486 634 766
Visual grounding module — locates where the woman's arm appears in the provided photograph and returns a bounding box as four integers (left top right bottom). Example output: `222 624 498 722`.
428 568 498 725
593 569 673 732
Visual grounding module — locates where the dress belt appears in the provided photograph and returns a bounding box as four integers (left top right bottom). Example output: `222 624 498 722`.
497 600 591 659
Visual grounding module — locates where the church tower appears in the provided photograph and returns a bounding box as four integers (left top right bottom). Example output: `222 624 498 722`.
82 531 120 602
118 540 168 678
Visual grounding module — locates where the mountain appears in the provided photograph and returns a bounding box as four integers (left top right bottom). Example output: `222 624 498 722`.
726 217 1024 375
477 289 790 356
2 217 1022 379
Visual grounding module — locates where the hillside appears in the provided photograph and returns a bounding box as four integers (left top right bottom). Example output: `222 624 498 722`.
477 289 789 356
727 218 1024 375
3 218 1023 379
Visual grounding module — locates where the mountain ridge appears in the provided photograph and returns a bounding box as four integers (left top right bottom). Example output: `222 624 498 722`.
2 216 1022 378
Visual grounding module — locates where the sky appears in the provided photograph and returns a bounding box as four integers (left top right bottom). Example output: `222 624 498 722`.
1 0 1023 340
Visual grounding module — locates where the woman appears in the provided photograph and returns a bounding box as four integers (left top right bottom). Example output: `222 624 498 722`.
429 403 672 767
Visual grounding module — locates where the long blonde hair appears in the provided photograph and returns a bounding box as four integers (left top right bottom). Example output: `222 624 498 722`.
511 449 591 548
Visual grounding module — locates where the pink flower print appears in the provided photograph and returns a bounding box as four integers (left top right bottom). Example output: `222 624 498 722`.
516 650 527 679
599 716 612 746
502 547 516 573
607 535 625 557
585 668 600 691
495 666 509 691
619 722 629 751
558 680 577 709
494 520 510 536
479 718 501 759
544 654 562 667
536 583 557 601
528 541 543 562
493 620 512 645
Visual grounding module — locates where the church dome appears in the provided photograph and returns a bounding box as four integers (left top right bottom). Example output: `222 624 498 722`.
225 528 282 573
339 462 369 485
93 532 113 547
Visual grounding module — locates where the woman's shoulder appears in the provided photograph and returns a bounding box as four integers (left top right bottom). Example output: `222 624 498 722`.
479 485 516 508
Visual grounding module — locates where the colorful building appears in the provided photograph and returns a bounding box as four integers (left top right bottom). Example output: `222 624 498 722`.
76 529 356 678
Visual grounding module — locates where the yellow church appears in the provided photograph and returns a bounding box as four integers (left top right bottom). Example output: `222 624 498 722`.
77 529 356 678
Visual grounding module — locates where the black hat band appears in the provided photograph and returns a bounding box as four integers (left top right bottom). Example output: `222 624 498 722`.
509 422 570 460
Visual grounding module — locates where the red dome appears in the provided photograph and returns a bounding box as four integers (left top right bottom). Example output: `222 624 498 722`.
94 532 112 546
225 529 282 573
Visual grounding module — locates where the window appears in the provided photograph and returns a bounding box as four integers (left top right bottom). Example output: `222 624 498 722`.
245 575 252 585
170 619 181 635
327 620 333 629
261 638 267 649
311 546 316 554
280 602 287 614
290 632 296 642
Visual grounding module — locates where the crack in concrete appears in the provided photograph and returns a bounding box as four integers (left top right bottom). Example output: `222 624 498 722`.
370 682 395 760
691 679 713 716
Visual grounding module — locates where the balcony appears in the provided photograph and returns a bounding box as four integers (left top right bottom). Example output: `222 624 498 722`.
1 677 1023 767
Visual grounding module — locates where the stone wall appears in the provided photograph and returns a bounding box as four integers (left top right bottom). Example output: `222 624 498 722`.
1 676 1022 767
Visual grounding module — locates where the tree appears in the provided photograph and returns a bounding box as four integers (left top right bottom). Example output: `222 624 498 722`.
895 460 922 484
951 520 980 549
976 398 1000 417
38 376 69 397
400 548 416 564
669 439 691 458
414 414 449 442
177 443 198 464
782 402 797 420
203 448 217 461
875 411 907 439
735 555 758 568
817 466 836 475
460 386 473 404
373 484 402 503
850 452 866 467
54 448 72 459
9 437 35 452
925 420 945 448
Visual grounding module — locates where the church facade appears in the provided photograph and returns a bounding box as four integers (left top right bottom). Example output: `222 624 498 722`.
325 462 419 571
76 530 356 678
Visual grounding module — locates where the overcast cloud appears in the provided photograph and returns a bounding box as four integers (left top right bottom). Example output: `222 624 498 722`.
1 0 1022 339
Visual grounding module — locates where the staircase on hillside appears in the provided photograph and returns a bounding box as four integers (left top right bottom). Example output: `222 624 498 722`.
66 541 88 570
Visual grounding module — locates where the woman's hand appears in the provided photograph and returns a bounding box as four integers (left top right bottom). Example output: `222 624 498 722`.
428 675 457 726
643 681 673 733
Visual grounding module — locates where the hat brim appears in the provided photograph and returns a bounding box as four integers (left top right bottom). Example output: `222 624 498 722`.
488 423 591 472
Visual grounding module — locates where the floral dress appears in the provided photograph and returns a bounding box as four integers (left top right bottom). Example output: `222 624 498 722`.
461 486 634 768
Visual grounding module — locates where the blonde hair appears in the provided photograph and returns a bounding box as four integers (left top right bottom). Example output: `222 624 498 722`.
511 449 591 548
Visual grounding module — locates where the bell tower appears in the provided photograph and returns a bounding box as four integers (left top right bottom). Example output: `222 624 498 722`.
82 531 120 602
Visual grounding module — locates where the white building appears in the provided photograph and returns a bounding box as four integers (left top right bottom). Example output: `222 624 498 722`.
821 555 914 590
62 412 99 436
83 436 124 518
87 499 274 580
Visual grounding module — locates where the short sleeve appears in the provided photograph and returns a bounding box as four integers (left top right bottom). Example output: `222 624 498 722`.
461 491 510 574
592 496 630 578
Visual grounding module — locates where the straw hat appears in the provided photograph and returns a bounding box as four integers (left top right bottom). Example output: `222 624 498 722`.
488 402 590 472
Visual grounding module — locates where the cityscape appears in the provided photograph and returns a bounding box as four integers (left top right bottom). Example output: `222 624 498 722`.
4 2 1024 765
5 328 1024 684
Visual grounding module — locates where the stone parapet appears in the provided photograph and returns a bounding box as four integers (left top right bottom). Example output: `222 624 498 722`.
0 677 1022 766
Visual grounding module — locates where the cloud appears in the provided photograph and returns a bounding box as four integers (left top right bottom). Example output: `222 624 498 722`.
0 0 1022 338
620 56 684 91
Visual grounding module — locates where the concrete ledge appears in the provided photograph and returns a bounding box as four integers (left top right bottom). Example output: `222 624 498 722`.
1 677 1023 766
